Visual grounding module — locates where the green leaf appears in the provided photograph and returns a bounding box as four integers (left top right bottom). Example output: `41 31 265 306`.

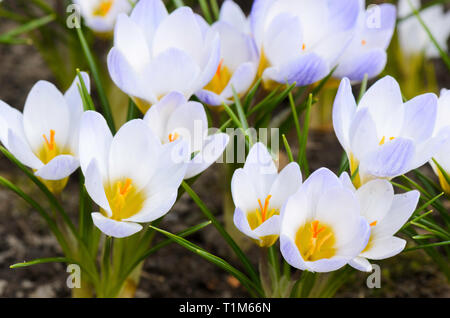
0 14 55 40
199 0 213 24
403 240 450 252
76 69 95 111
10 257 70 269
407 0 450 71
181 181 260 286
150 225 264 296
282 134 294 163
76 26 116 133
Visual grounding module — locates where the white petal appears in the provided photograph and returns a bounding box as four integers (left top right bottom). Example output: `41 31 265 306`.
219 0 249 32
358 76 404 138
231 168 259 213
332 78 356 151
233 207 259 240
360 236 406 260
130 0 168 47
166 101 208 153
23 81 70 153
79 111 113 179
349 108 379 160
0 100 24 148
92 212 142 238
114 14 150 71
7 129 43 170
220 62 257 99
152 7 204 65
253 214 280 237
401 93 438 143
108 119 161 191
305 256 349 273
34 155 79 180
185 133 229 179
375 190 419 238
146 48 201 100
349 256 373 272
143 91 187 142
280 234 308 271
125 188 177 223
268 162 302 209
85 159 112 216
356 179 394 225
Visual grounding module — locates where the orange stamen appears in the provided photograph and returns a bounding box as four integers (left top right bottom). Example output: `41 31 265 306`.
43 129 56 151
370 221 377 227
257 195 272 223
168 132 180 143
119 178 132 196
361 39 367 46
302 43 306 51
94 0 114 17
216 58 224 78
311 220 325 239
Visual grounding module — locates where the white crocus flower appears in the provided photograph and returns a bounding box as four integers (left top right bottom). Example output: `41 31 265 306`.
334 1 396 81
339 173 419 272
280 168 371 273
232 142 302 248
74 0 134 34
333 76 446 188
250 0 360 88
196 0 258 106
143 92 229 179
430 89 450 194
107 0 221 113
0 73 90 194
79 111 188 238
398 0 450 58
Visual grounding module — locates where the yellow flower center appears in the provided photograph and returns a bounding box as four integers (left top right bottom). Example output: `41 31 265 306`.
204 58 232 95
246 195 280 247
105 178 145 221
295 220 336 261
93 0 114 17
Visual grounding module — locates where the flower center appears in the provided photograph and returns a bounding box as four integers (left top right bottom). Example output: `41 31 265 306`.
168 132 180 143
295 220 336 261
362 220 377 253
105 178 145 221
93 0 114 17
246 195 278 230
204 58 232 95
37 129 62 164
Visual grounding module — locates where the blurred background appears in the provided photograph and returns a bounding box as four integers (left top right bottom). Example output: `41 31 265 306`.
0 0 448 297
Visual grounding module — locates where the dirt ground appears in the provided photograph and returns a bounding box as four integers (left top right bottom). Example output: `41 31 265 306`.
0 3 449 298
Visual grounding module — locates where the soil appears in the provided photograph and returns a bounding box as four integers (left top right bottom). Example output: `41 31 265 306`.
0 1 449 298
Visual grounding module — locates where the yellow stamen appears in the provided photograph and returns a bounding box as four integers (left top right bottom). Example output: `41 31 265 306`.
93 0 114 17
43 129 56 151
246 194 279 247
379 136 395 146
168 132 179 143
295 220 336 261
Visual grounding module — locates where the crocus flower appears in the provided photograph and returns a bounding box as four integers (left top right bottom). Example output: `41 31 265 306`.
333 76 446 188
334 1 396 81
107 0 220 113
250 0 360 88
143 92 229 179
196 0 258 106
339 173 419 272
74 0 134 34
430 89 450 194
79 111 188 238
0 73 90 194
280 168 370 272
232 142 302 247
398 0 450 59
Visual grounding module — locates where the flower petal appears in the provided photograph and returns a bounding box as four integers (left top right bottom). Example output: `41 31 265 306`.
360 236 406 260
349 256 373 272
332 78 357 151
268 162 302 209
79 111 113 179
23 80 70 153
280 234 308 271
92 212 142 238
185 133 229 179
233 207 259 240
401 93 438 143
85 159 112 216
356 179 394 225
34 155 79 180
7 129 43 170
